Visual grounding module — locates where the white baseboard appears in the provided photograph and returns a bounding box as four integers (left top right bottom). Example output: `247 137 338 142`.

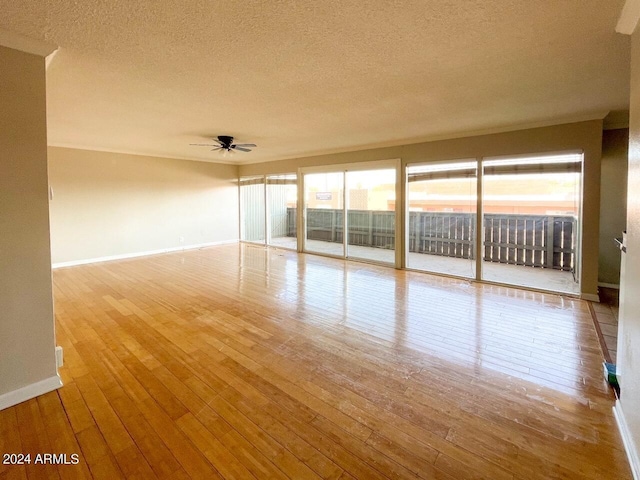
52 239 238 269
614 401 640 480
55 346 63 368
581 293 600 302
598 282 621 289
0 375 63 411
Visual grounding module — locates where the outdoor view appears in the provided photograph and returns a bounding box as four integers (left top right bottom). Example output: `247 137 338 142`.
241 154 582 294
480 155 581 293
304 169 397 264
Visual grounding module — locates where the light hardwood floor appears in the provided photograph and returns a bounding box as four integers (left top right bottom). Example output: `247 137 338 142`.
0 243 631 479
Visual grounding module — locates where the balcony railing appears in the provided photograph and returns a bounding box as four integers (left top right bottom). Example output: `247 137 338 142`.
288 208 576 271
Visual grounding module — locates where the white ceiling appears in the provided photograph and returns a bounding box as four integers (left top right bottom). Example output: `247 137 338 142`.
0 0 631 165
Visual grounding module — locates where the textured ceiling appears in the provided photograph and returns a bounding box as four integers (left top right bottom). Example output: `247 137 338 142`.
0 0 631 164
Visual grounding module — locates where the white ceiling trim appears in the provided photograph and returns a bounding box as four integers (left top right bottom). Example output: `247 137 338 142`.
47 142 242 166
0 28 57 57
239 112 610 165
616 0 640 34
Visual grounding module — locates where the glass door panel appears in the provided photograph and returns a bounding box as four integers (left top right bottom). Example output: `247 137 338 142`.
267 174 297 249
240 177 265 243
304 172 344 257
406 161 477 278
481 154 582 294
346 169 396 264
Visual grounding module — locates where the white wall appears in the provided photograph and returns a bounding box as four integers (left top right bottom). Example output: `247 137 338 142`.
616 23 640 476
0 45 60 407
48 147 239 265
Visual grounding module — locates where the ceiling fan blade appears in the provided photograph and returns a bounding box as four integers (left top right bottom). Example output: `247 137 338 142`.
190 143 217 146
232 146 252 152
210 147 224 151
233 143 257 148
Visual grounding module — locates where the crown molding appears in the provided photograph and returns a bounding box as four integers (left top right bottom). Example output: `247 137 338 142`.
47 143 240 166
240 113 608 166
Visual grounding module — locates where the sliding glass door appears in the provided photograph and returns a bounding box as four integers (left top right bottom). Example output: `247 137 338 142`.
302 161 398 266
243 152 582 295
239 177 266 243
404 154 582 294
267 175 297 249
481 154 582 294
304 172 345 257
406 161 477 278
346 169 396 264
240 174 297 248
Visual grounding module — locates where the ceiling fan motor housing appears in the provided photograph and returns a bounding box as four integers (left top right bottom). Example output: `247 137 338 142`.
218 135 234 147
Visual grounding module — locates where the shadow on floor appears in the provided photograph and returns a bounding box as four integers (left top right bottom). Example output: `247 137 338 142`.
592 287 619 363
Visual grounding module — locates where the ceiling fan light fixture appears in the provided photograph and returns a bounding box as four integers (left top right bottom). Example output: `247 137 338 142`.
190 135 256 154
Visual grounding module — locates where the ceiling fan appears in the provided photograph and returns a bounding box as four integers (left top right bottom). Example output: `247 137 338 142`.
190 135 256 153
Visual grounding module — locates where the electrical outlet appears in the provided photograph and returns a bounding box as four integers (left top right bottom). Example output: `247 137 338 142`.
179 236 184 243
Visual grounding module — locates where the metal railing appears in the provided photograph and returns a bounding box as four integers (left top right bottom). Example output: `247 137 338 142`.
288 208 576 271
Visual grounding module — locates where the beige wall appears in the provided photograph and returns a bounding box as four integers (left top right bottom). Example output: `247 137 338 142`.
0 46 58 398
48 147 239 264
617 27 640 470
241 120 603 298
599 128 628 286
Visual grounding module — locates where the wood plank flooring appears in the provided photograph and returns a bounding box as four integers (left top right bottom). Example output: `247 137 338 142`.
0 243 632 479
